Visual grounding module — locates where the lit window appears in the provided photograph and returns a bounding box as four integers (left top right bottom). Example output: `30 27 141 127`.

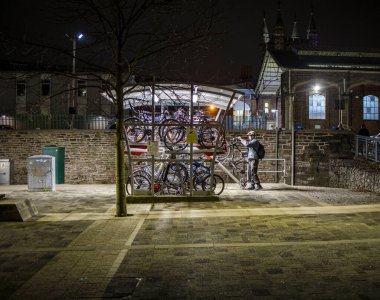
308 93 325 119
77 80 87 97
363 95 379 120
16 80 26 96
264 102 269 114
41 80 51 96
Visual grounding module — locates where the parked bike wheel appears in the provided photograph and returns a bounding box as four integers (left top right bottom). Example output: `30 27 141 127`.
201 174 225 195
199 121 225 148
159 119 180 141
124 117 146 143
163 126 187 151
166 162 188 185
126 171 151 195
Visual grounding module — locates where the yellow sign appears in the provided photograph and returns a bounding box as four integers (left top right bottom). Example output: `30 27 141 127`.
0 163 5 170
186 128 198 144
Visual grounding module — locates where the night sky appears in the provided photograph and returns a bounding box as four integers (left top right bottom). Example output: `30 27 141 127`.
1 0 380 84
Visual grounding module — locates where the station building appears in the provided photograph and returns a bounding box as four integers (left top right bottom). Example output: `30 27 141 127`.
255 5 380 135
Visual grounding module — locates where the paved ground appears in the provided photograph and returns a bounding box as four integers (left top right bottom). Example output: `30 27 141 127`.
0 183 379 299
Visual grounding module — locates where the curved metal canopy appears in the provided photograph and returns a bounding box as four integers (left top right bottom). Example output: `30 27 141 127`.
104 83 245 111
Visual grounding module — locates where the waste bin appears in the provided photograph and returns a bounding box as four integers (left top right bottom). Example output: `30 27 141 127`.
42 146 65 184
0 159 13 185
27 155 56 191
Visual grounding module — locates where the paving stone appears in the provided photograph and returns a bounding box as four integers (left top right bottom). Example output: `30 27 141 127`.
0 184 380 299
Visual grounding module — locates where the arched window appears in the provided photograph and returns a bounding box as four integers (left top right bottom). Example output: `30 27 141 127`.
308 93 325 119
363 95 379 120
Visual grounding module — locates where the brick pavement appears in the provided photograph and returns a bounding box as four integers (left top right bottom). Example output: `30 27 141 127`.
0 183 379 299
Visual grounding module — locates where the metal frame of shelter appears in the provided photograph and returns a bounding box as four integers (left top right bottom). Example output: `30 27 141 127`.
119 83 245 197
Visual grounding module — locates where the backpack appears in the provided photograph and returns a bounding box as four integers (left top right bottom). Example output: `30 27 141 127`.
256 142 265 159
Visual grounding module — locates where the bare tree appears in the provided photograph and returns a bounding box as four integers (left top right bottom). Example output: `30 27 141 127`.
2 0 221 216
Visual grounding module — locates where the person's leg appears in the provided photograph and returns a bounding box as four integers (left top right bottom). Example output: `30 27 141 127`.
246 160 254 189
252 160 262 190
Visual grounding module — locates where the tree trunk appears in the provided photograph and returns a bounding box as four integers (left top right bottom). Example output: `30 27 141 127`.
115 82 127 217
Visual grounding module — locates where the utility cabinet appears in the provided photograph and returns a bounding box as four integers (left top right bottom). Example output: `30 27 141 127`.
27 155 56 191
0 159 13 185
42 146 65 184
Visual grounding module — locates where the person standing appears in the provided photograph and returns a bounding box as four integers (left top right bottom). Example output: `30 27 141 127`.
238 131 263 191
358 124 370 136
357 123 370 156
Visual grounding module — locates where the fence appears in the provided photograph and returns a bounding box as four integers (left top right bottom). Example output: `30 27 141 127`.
355 135 380 163
0 115 112 130
0 114 269 131
223 115 268 131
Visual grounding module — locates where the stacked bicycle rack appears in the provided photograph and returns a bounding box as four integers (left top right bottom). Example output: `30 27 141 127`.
124 106 227 198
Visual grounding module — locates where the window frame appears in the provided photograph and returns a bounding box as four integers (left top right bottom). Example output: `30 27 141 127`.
16 80 26 96
363 95 379 120
41 79 51 96
77 80 87 97
308 92 326 120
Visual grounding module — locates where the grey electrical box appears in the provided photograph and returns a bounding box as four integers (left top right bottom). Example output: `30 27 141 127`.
0 159 13 185
27 155 56 192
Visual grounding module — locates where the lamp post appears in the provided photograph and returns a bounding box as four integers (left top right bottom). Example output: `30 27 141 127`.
65 33 83 125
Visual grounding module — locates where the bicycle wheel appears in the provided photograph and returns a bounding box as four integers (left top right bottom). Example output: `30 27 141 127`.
216 140 231 161
199 121 225 148
165 162 188 185
192 164 209 191
163 126 187 151
201 174 225 195
126 171 151 195
232 160 247 179
192 172 208 191
159 119 180 140
124 117 146 143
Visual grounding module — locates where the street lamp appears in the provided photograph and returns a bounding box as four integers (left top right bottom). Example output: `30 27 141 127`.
65 33 84 121
65 33 84 74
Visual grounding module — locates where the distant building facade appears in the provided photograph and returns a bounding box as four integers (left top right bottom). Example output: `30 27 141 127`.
0 61 114 128
255 4 380 135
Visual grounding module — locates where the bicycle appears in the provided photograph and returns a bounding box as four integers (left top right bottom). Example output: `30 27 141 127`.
123 99 178 143
216 137 249 189
217 137 246 162
191 161 225 195
126 158 188 195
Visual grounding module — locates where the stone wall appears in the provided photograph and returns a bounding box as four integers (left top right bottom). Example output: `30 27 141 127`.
329 158 380 194
1 129 378 193
230 130 355 186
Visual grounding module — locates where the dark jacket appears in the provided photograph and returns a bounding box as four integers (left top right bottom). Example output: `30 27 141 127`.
358 127 370 136
239 138 259 160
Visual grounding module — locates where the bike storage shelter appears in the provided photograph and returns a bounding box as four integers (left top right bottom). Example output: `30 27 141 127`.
103 83 245 199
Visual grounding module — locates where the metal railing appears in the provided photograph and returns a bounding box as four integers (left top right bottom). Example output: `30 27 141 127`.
0 114 113 130
258 158 287 183
217 158 287 184
223 115 268 131
0 114 272 131
355 135 380 163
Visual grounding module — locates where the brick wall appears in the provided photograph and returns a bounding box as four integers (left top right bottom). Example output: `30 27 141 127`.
1 129 378 193
0 130 115 184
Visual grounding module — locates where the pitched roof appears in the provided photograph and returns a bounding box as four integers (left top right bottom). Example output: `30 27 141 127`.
255 46 380 96
269 46 380 71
